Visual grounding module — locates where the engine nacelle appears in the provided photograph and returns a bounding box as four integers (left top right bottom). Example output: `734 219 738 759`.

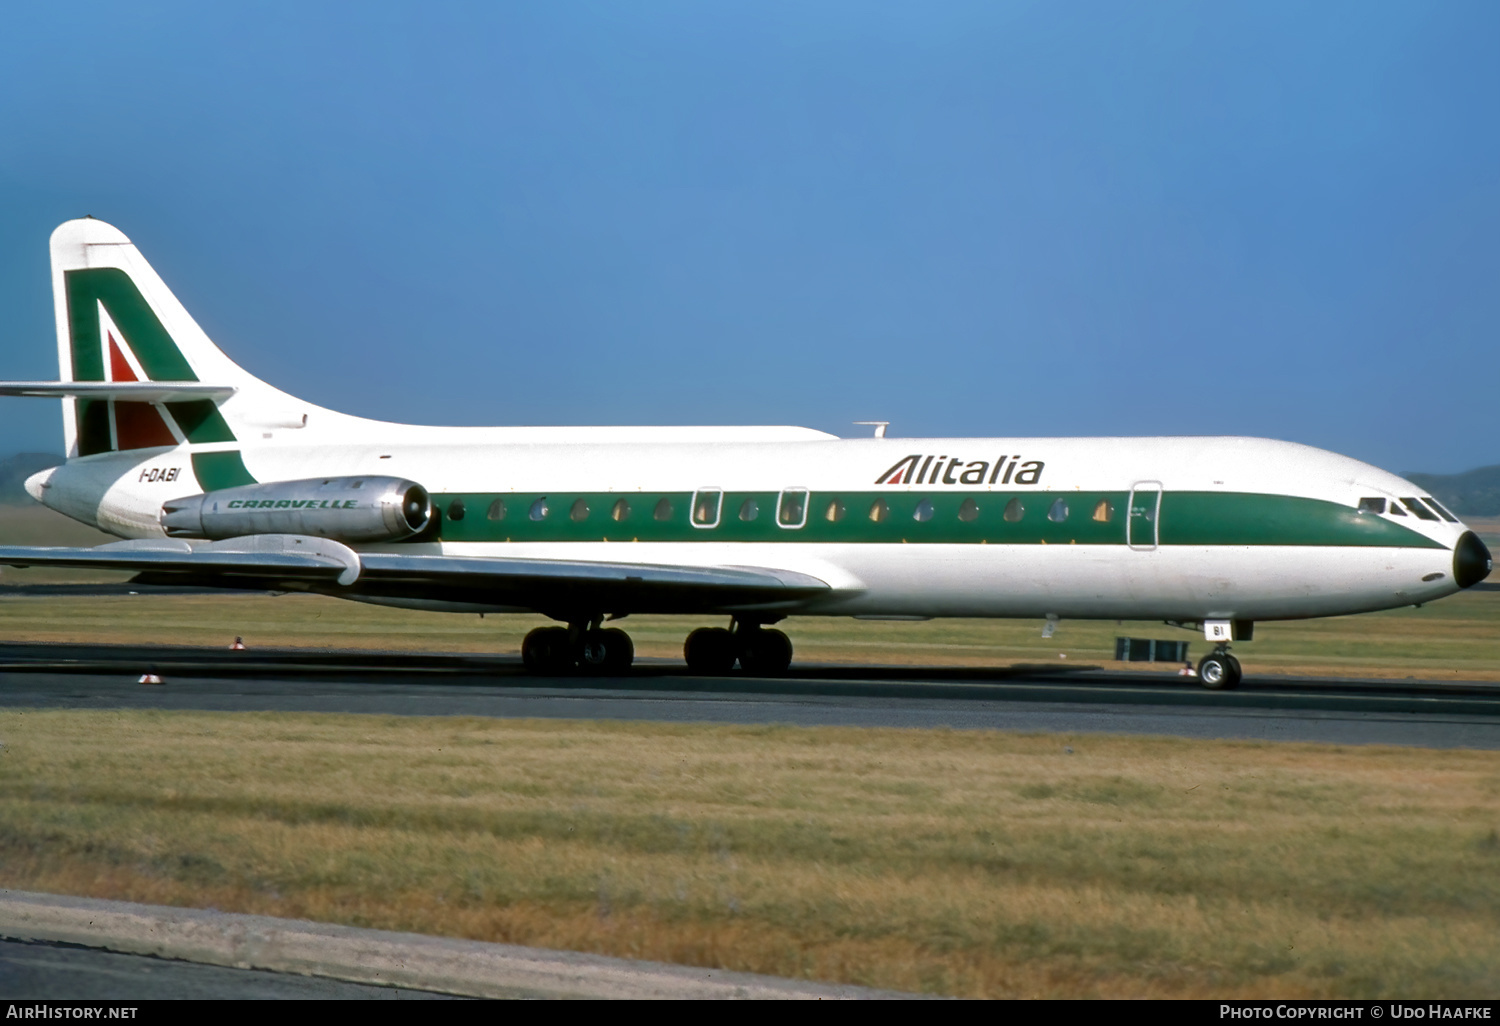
161 476 432 542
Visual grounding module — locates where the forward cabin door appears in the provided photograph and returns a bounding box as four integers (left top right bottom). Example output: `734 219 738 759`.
1127 481 1162 551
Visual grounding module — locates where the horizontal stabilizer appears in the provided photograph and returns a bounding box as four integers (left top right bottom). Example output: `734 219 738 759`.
0 536 357 586
0 381 236 402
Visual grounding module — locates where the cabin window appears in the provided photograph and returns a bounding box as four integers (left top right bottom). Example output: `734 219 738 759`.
1048 498 1069 523
1401 498 1439 522
825 498 847 522
692 489 722 528
957 497 980 522
778 488 809 528
1092 499 1113 522
1387 500 1407 516
868 498 890 523
1357 497 1386 514
570 498 589 522
611 498 630 522
739 498 759 522
1003 498 1024 522
653 497 674 521
1422 497 1459 523
913 498 935 522
486 498 506 521
529 497 549 521
447 499 466 521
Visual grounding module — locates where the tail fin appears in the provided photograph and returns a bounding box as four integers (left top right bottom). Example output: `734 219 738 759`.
49 218 316 459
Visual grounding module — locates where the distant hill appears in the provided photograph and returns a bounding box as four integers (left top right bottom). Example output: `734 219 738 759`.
1405 465 1500 517
0 453 63 505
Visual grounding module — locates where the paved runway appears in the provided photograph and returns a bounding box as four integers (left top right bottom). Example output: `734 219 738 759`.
3 643 1499 747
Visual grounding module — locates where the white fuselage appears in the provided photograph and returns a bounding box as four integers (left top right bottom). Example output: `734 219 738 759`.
30 429 1474 622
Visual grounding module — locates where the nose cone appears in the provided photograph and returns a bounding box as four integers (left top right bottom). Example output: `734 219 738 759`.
23 467 55 503
1454 531 1493 589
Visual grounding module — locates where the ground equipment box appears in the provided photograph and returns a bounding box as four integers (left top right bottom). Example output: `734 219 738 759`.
1114 638 1190 663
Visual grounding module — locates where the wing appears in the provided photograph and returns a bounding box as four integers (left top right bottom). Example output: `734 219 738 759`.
0 536 831 617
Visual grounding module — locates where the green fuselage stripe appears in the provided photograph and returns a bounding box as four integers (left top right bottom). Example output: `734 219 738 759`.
191 451 257 491
428 490 1445 548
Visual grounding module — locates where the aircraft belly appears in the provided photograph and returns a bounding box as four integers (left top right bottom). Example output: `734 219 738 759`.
430 541 1454 621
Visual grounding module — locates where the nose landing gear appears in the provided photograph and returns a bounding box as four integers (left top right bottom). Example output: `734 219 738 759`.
1196 645 1243 690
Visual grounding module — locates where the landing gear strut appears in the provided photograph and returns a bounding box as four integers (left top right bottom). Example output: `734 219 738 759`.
1196 645 1243 690
683 619 793 676
522 619 634 675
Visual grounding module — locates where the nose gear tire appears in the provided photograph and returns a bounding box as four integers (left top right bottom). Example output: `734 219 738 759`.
1197 652 1242 690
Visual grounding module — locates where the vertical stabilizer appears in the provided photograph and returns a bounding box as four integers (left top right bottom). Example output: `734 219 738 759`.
48 218 320 459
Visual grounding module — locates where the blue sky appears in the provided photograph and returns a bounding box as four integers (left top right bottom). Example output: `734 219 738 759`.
1 1 1496 473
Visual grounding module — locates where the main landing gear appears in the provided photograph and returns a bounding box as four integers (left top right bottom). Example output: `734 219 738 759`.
520 617 794 677
684 619 793 676
522 620 634 675
1196 645 1243 690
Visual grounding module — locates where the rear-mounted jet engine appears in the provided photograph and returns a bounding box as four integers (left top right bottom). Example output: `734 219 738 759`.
160 476 432 542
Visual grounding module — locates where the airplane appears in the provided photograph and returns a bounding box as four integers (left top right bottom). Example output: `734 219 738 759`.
0 217 1490 690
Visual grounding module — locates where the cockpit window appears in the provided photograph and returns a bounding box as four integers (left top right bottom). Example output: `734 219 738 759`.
1401 497 1439 522
1357 497 1386 515
1422 497 1459 523
1387 500 1407 516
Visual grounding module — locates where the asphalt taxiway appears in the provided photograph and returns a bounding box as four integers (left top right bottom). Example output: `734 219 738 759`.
2 642 1499 747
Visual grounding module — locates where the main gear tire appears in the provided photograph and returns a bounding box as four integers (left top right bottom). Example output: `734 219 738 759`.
576 629 612 673
601 627 634 671
684 627 736 674
738 628 793 675
522 626 573 675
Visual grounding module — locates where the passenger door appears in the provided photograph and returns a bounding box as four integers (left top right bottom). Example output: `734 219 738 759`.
1127 481 1162 550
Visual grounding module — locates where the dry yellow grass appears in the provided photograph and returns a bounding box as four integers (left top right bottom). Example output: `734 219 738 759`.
1 710 1498 998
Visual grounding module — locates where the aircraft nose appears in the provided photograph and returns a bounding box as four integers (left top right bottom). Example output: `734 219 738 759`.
1454 531 1493 589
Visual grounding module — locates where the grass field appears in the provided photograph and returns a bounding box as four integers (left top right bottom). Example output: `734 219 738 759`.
0 710 1497 998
